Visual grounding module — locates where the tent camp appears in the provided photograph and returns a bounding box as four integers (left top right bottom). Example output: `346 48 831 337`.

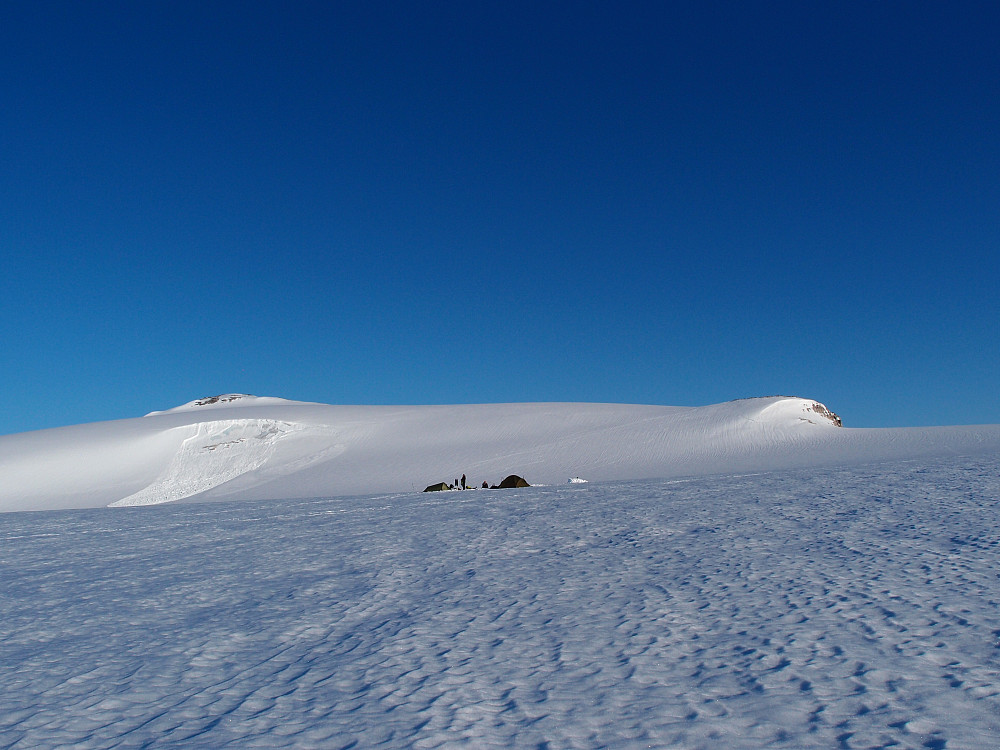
423 482 451 492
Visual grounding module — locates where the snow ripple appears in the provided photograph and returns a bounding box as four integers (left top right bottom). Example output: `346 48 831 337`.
1 454 999 748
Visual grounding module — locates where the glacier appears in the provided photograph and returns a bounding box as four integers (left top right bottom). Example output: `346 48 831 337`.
1 395 998 748
1 455 999 748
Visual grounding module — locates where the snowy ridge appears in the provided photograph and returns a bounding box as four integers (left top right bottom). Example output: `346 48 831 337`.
1 395 999 512
144 394 310 416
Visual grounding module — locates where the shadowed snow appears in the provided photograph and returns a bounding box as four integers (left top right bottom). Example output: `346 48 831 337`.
1 455 998 748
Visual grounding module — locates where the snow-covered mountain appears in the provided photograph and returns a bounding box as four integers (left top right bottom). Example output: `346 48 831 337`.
3 402 1000 747
1 395 998 512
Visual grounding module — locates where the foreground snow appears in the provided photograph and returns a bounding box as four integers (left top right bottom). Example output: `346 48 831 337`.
2 395 999 512
2 454 999 749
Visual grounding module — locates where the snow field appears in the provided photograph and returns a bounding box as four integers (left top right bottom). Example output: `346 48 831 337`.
1 453 998 748
4 395 1000 512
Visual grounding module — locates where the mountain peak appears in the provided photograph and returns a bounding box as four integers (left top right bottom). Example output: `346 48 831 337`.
191 394 253 407
144 394 302 416
755 397 843 427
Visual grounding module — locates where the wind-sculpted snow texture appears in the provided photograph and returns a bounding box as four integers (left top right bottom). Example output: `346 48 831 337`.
2 454 999 748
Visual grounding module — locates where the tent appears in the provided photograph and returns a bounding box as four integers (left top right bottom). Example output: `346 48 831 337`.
423 482 451 492
497 474 530 489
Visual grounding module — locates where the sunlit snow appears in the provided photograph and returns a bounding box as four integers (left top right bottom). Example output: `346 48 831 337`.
1 396 998 748
2 395 998 512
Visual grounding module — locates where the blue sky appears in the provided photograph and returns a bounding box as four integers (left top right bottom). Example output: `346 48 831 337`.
2 1 998 434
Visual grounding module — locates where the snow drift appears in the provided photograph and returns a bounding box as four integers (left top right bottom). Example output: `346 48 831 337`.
1 395 998 512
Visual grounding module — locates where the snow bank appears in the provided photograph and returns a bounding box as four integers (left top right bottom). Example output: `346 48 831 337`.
111 419 306 507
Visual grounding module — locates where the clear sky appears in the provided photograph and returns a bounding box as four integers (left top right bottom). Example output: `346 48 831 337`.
2 1 998 435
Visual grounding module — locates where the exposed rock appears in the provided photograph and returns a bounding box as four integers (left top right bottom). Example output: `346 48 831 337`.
194 394 251 407
809 402 843 427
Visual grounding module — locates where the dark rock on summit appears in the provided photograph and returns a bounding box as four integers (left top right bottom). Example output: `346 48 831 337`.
808 402 842 427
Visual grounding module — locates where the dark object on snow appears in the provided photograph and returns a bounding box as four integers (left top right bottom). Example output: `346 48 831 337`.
461 474 466 489
423 482 451 492
498 474 530 489
482 481 489 489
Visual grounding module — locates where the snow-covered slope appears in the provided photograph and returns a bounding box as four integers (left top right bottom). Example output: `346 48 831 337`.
1 395 998 512
3 456 1000 748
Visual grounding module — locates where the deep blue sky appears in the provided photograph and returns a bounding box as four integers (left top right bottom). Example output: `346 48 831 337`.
3 1 998 434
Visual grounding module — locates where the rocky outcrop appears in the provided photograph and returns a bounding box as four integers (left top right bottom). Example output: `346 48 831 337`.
193 394 251 407
808 402 843 427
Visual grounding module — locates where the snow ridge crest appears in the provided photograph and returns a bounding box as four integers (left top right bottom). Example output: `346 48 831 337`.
144 394 300 416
